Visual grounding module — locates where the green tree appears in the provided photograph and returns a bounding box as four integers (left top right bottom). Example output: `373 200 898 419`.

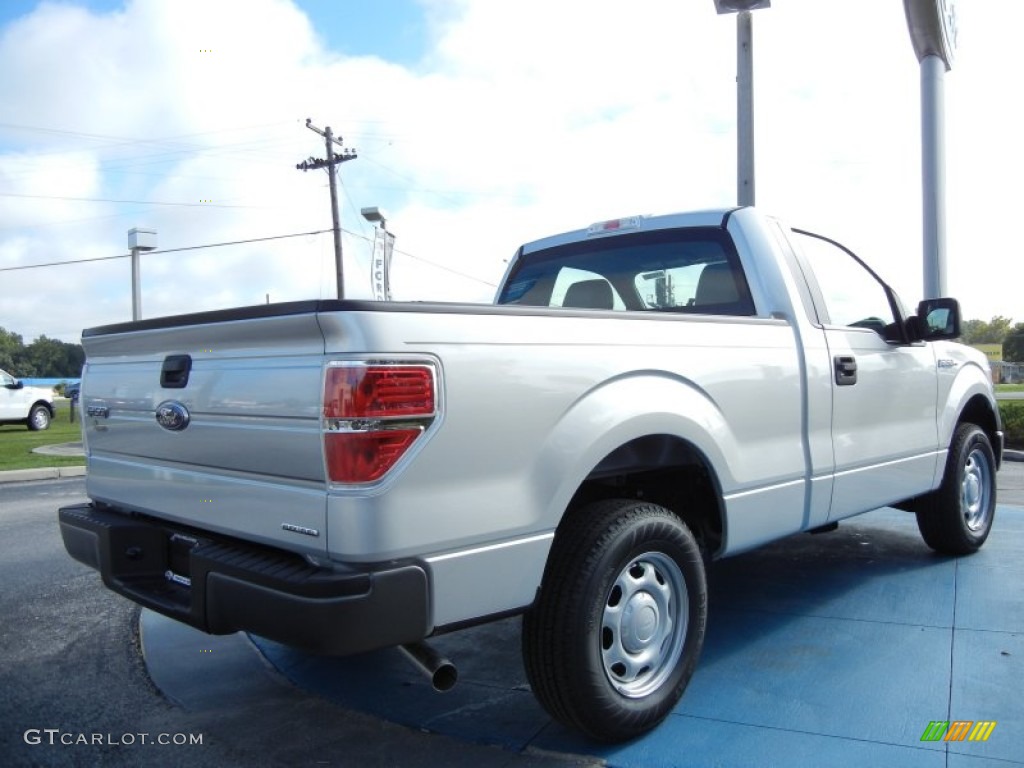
0 327 24 371
24 335 85 377
961 316 1014 345
1004 324 1024 363
0 327 84 377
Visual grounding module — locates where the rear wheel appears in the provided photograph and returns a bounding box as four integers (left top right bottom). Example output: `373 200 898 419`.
28 405 51 431
522 499 707 742
915 423 996 555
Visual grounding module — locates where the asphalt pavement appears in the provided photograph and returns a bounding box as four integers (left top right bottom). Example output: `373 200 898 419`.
0 477 597 768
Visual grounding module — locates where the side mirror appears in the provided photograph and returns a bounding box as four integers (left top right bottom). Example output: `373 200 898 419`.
4 379 24 390
916 297 961 341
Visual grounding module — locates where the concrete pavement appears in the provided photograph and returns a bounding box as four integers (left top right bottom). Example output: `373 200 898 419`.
138 463 1024 767
5 451 1022 766
141 501 1024 767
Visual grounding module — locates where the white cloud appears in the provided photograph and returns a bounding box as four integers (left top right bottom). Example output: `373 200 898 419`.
1 0 1021 346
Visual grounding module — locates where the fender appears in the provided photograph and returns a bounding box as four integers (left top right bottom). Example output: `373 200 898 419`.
934 342 1001 486
529 371 737 532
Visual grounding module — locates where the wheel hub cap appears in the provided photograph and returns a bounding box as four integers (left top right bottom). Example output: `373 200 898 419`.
622 593 660 652
961 449 992 532
601 553 688 699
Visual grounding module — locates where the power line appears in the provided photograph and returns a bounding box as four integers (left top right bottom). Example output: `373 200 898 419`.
0 229 332 272
155 228 332 256
0 119 300 159
0 226 498 287
394 247 498 288
0 192 260 209
0 253 128 271
342 228 497 288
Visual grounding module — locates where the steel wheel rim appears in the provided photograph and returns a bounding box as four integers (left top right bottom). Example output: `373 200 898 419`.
31 409 48 429
961 447 992 533
601 551 688 698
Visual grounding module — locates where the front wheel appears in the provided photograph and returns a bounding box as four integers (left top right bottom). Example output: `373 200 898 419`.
522 499 707 742
28 405 51 431
915 423 997 555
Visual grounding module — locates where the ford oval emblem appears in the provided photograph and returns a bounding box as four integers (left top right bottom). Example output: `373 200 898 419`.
155 401 190 431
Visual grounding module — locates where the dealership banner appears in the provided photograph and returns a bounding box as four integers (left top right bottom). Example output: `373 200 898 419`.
369 227 394 301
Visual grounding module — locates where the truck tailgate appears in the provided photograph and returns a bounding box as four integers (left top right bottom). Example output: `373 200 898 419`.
81 306 328 556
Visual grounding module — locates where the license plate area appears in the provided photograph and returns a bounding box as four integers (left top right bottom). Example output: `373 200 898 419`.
166 533 199 588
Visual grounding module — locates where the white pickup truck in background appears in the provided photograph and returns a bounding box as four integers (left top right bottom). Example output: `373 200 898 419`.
59 207 1002 741
1 368 54 430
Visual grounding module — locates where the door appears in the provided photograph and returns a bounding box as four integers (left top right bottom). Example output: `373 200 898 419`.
792 232 940 520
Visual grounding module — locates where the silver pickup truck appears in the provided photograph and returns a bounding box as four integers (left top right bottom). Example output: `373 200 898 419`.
59 207 1002 741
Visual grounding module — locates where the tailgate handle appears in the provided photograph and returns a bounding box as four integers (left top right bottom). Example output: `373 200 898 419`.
160 355 192 389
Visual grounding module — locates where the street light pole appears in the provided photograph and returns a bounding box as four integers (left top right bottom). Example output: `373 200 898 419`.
713 1 771 207
903 0 958 299
736 10 755 206
127 227 156 321
921 54 947 298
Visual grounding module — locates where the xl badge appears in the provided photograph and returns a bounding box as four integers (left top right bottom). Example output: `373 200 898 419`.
155 400 190 432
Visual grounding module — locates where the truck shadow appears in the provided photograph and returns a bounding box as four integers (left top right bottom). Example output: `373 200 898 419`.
250 507 970 751
699 507 958 667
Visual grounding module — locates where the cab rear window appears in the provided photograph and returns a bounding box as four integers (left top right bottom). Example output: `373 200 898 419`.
498 227 755 316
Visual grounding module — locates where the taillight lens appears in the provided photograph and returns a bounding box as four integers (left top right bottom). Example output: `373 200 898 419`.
324 365 434 418
323 363 437 484
325 429 422 483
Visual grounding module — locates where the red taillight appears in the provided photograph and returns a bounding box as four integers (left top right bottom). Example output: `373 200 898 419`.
324 365 434 418
325 429 422 483
323 363 437 484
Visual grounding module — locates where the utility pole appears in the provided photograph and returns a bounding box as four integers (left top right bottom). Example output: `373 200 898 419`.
296 118 357 299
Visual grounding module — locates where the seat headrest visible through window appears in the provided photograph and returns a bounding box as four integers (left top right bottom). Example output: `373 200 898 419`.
562 279 614 309
694 262 739 306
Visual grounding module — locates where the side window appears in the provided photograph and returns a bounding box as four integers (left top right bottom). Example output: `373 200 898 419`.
0 371 14 387
794 232 896 335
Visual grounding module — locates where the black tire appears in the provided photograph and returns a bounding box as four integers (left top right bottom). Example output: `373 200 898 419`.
522 499 707 742
915 423 996 555
27 404 51 431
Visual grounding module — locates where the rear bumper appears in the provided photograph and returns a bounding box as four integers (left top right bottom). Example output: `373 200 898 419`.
58 503 430 655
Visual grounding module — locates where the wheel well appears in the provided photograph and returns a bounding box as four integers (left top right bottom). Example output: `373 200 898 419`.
565 434 724 558
895 394 1002 513
31 400 54 414
958 394 1000 461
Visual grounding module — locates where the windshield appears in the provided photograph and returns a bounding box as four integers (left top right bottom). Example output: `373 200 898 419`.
497 226 754 315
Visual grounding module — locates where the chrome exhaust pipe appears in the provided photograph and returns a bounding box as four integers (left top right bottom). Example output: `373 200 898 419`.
399 641 458 692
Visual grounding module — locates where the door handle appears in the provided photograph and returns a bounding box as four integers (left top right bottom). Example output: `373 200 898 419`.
834 355 857 386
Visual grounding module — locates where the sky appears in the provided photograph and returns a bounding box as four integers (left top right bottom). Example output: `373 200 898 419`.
0 0 1020 344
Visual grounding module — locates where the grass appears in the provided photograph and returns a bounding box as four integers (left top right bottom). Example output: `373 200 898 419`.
0 400 85 471
996 383 1024 393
